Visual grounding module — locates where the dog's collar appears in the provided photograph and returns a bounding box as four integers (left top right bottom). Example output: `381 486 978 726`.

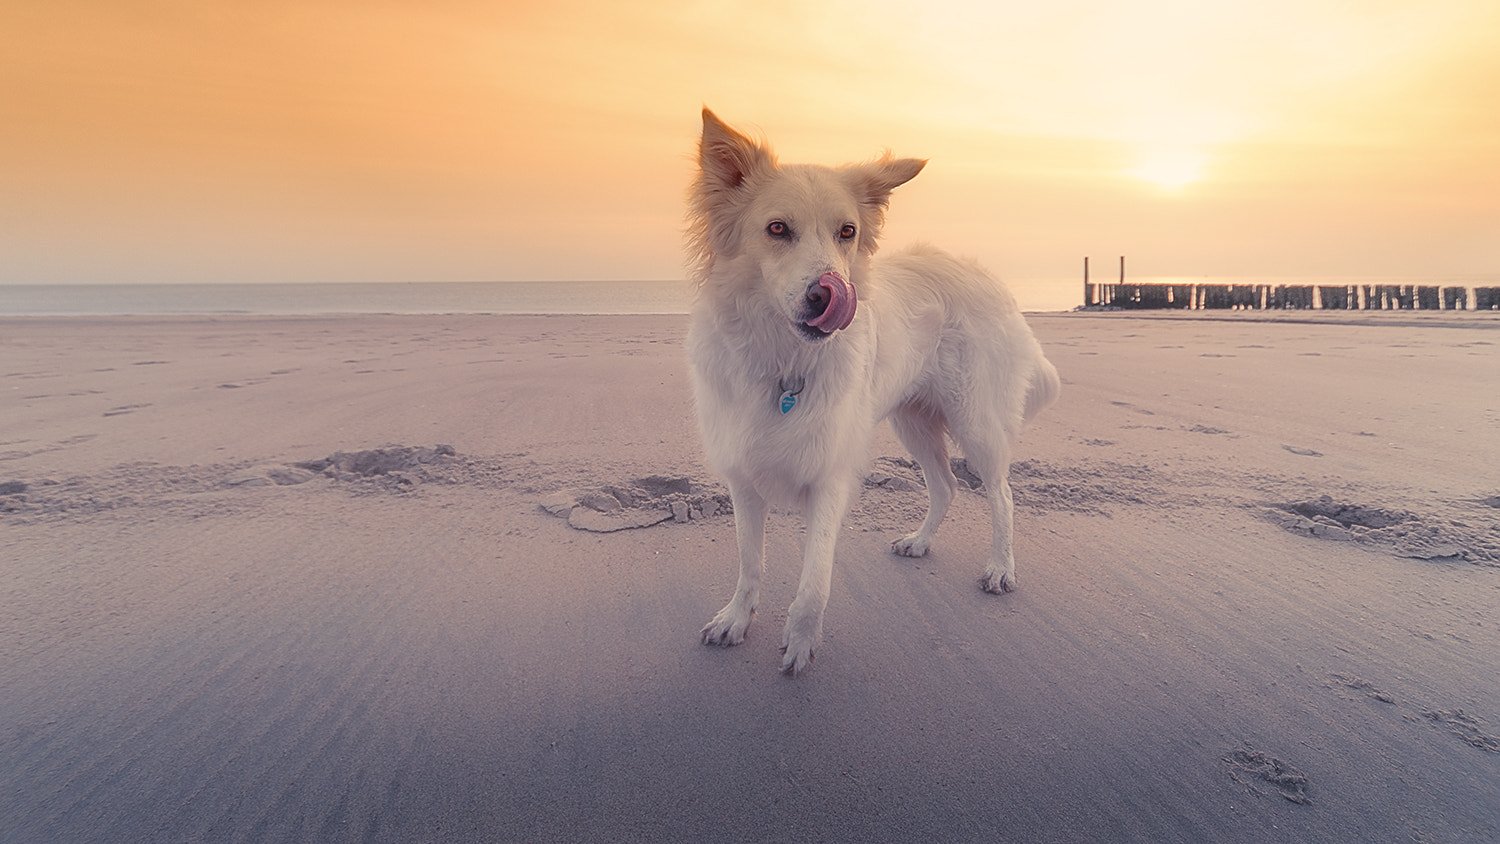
777 375 805 415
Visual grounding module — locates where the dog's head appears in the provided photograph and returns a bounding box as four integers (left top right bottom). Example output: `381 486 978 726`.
688 109 925 341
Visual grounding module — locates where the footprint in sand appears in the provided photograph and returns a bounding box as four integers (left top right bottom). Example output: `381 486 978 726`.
1425 710 1500 752
103 404 151 417
1327 676 1498 753
1331 673 1397 704
218 377 272 389
1224 746 1312 804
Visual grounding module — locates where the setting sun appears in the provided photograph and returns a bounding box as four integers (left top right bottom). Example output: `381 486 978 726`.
1130 147 1208 191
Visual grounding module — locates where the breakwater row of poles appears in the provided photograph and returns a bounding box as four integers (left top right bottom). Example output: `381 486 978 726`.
1080 257 1499 311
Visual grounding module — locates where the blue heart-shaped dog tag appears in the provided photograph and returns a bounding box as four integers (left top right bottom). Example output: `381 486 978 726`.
777 375 805 415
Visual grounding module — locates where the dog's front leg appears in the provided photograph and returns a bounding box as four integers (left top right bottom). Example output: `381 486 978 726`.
781 480 853 674
701 480 767 646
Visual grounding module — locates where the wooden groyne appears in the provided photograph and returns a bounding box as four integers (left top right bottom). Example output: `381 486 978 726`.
1083 281 1499 311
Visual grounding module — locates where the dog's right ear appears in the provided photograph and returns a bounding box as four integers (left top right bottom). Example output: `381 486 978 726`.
689 109 777 266
699 108 773 193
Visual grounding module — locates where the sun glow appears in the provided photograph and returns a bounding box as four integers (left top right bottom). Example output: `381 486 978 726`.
2 1 1497 283
1130 146 1208 190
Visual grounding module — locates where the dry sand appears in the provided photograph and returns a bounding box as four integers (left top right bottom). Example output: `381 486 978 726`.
2 310 1497 842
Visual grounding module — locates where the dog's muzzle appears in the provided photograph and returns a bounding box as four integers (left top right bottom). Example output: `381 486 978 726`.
804 272 856 333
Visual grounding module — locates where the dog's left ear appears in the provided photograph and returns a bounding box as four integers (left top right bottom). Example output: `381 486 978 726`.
846 156 925 252
850 156 926 209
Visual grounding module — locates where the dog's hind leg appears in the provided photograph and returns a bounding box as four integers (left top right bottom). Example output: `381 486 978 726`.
957 429 1019 593
701 480 767 646
979 467 1018 593
889 400 958 558
781 480 855 674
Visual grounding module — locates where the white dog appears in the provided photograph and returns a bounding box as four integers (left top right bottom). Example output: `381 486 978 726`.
687 109 1059 674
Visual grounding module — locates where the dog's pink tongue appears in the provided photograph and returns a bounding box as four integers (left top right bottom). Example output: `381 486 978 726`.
807 272 856 332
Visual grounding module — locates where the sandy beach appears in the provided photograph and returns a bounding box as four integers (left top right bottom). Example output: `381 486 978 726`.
2 310 1497 842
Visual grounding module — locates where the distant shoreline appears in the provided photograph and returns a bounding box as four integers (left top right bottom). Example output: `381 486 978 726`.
4 309 1496 333
6 275 1495 317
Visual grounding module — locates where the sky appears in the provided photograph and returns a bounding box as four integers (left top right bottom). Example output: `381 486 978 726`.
3 0 1497 285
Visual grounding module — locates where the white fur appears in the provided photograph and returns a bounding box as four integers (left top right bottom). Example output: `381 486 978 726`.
688 109 1060 674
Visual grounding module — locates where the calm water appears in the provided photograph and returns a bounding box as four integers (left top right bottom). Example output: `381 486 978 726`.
1 276 1492 316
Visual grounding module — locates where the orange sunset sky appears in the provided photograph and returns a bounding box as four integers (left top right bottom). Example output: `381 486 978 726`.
3 0 1497 286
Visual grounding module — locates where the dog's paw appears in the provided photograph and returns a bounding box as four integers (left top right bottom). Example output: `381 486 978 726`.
779 640 815 675
980 568 1017 594
700 603 754 645
891 531 932 557
779 613 821 675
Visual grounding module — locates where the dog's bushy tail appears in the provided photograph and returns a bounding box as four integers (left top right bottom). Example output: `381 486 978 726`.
1023 357 1060 424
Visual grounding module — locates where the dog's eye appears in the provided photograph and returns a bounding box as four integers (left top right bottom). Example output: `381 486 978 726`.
840 223 857 240
767 221 790 238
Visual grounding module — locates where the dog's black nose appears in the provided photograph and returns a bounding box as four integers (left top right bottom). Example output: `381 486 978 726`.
805 283 831 316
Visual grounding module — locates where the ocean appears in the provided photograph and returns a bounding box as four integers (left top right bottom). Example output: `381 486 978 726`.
0 275 1493 317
